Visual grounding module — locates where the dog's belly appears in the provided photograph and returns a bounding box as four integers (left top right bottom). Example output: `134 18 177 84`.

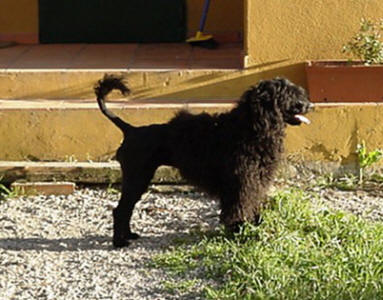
179 169 221 196
171 153 235 197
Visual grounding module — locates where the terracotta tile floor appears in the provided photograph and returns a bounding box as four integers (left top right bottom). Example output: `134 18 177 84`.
0 42 243 70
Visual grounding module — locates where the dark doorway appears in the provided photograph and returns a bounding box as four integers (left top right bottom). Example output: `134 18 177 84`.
39 0 186 43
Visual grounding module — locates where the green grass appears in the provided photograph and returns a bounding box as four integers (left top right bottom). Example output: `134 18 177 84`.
162 279 201 294
0 177 26 202
0 180 12 202
315 173 358 191
152 189 383 299
314 171 383 192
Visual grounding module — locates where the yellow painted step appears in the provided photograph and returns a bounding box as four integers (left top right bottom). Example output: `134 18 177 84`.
1 101 383 167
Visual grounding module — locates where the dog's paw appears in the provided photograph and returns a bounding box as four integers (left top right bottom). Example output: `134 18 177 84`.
112 232 141 248
225 222 244 234
127 232 140 240
113 238 131 248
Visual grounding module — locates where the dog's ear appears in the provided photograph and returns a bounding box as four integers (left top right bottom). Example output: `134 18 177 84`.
256 78 291 106
254 80 279 108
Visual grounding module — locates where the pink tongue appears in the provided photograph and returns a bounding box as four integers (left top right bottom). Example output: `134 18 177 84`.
295 115 310 124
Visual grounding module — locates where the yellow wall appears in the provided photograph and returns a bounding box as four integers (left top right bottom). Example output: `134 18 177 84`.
187 0 243 37
2 104 383 167
0 0 38 40
245 0 383 66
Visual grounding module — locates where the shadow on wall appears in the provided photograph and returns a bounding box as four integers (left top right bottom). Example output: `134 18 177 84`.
145 61 307 100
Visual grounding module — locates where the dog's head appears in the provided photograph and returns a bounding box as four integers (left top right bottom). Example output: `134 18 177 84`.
244 78 313 127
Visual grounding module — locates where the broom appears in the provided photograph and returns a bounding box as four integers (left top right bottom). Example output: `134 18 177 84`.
186 0 218 49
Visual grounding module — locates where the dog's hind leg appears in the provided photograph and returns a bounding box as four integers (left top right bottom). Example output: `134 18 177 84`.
113 164 157 248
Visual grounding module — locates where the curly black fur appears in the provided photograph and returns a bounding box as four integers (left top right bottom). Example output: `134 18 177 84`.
95 74 313 248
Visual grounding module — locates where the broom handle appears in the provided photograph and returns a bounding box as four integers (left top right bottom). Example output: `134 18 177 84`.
199 0 211 32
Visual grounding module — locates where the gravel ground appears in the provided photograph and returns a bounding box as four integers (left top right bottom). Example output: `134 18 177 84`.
0 187 220 300
311 185 383 222
0 182 383 300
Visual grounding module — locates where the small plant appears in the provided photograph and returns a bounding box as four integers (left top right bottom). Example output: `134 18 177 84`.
0 177 12 201
316 173 358 191
342 18 383 65
0 184 11 200
106 183 120 195
336 173 358 190
64 155 78 163
0 177 29 200
370 172 383 183
356 141 383 184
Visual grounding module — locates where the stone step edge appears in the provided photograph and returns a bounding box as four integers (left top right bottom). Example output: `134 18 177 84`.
0 99 237 110
0 100 379 110
11 182 76 195
0 161 183 184
1 160 373 186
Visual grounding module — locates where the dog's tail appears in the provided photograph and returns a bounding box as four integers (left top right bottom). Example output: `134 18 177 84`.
94 75 132 132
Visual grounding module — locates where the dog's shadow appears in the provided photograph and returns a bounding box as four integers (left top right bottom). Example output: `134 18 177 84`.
0 231 213 252
0 235 111 252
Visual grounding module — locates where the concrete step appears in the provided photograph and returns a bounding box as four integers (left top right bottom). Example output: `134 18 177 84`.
0 161 182 184
1 100 383 168
0 69 243 101
0 43 247 101
0 99 234 161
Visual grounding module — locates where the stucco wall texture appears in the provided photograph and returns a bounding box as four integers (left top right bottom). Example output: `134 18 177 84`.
1 104 383 166
0 0 38 34
245 0 383 65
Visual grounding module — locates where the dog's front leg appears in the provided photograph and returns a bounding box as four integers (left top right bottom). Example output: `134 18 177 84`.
219 191 263 233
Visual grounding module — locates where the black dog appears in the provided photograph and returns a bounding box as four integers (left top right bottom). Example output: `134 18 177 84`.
95 75 313 247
